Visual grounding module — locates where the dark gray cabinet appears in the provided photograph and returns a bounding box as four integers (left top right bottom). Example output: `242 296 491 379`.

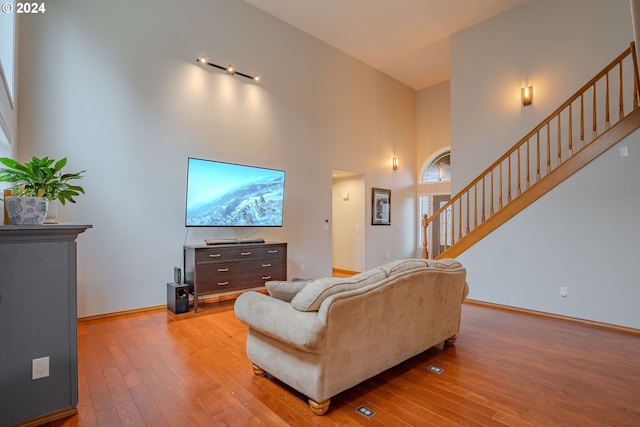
0 224 90 426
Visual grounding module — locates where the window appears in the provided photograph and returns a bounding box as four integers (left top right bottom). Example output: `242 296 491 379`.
0 1 15 101
0 0 16 146
421 151 450 183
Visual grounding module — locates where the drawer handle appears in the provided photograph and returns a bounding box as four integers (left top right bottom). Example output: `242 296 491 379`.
240 252 252 256
262 276 272 280
217 268 229 272
209 253 221 258
217 282 229 286
268 250 278 254
262 263 272 267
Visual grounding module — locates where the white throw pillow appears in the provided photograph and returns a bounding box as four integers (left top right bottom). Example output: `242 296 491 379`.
265 280 309 302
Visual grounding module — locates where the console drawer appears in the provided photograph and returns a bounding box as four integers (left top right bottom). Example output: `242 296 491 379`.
227 245 287 260
249 245 287 259
245 259 286 285
194 261 245 293
195 248 236 263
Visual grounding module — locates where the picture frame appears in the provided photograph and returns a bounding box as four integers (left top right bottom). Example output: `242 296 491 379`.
371 188 391 225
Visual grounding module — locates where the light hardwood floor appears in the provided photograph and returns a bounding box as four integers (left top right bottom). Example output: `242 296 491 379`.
49 300 640 427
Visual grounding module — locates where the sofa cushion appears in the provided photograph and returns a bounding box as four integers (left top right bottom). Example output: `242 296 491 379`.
379 258 429 277
427 258 462 269
290 268 387 312
266 280 309 302
235 291 327 353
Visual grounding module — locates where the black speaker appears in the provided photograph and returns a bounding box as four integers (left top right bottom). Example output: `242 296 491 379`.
167 282 189 314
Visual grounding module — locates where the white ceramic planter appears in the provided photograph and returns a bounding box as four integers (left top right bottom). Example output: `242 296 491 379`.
4 196 49 225
44 199 58 224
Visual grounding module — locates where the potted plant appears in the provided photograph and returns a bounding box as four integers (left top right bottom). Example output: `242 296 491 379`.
0 156 85 225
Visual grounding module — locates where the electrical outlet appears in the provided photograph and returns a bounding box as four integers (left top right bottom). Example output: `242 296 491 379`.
355 405 376 419
32 356 50 380
560 286 568 298
428 365 444 374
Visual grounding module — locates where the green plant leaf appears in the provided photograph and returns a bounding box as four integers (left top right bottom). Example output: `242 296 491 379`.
54 157 67 172
0 156 85 203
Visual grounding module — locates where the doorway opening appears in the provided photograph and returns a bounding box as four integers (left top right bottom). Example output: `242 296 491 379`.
331 170 365 276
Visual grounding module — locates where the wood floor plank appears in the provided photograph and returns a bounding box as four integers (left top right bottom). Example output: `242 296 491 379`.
101 365 146 426
126 383 172 427
372 372 509 427
76 342 99 427
62 301 640 427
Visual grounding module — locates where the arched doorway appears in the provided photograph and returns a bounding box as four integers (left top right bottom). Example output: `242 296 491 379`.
417 149 451 258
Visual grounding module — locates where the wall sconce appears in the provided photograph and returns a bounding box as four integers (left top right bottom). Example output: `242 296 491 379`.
392 157 399 171
197 56 260 81
521 85 533 106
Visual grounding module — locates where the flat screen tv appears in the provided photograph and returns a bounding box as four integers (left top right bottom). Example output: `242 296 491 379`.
185 158 286 227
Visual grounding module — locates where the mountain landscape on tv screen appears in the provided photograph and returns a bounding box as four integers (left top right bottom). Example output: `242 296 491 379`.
187 176 284 226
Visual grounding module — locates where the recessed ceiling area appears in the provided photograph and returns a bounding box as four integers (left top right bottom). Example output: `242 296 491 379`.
244 0 530 90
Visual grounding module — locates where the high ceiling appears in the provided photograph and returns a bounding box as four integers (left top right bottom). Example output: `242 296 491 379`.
244 0 530 90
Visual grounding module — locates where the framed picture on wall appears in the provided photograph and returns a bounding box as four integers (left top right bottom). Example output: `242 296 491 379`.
371 188 391 225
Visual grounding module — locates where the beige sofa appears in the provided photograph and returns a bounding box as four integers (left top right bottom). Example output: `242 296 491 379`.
234 258 468 415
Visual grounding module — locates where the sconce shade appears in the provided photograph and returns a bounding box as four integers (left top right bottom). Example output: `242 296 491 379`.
392 157 399 171
521 85 533 106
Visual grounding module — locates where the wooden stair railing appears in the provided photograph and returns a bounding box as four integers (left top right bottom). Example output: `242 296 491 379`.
422 42 640 260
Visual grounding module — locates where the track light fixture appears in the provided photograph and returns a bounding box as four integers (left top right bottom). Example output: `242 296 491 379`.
197 56 259 81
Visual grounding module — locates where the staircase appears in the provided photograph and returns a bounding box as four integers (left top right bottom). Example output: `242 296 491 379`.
422 42 640 259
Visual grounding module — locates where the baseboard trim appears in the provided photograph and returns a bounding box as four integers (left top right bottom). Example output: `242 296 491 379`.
332 268 360 276
78 287 266 321
79 294 640 335
11 407 78 427
465 299 640 336
79 304 166 321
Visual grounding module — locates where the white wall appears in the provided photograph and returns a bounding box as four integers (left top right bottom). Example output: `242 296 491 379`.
451 0 640 328
16 0 416 317
417 81 450 173
451 0 633 189
416 82 452 257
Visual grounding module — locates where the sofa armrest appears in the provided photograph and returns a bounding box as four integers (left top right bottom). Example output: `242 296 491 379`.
234 291 327 352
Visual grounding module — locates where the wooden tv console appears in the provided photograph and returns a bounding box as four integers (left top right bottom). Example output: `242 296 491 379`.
183 242 287 312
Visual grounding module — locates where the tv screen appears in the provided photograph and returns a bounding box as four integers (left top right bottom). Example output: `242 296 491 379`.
185 158 285 227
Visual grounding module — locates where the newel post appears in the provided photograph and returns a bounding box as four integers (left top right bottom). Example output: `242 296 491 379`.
422 214 429 259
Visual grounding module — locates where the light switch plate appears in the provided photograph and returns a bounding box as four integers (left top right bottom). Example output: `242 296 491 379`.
620 146 629 157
